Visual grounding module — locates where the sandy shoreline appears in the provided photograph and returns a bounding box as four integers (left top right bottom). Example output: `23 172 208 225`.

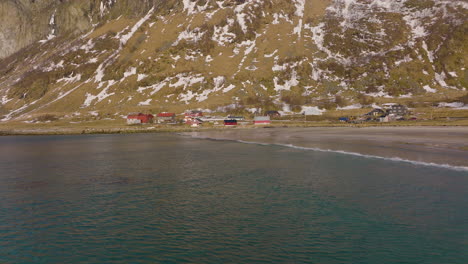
184 126 468 168
2 123 468 169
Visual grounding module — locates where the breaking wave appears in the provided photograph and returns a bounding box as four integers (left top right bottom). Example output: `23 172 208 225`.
272 143 468 172
188 135 468 172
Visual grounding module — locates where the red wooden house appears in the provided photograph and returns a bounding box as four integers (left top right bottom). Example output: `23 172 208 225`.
127 113 154 124
254 116 271 125
224 119 237 126
185 117 203 127
157 112 176 123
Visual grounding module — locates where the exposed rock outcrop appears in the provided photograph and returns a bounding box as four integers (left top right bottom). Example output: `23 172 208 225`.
0 0 170 59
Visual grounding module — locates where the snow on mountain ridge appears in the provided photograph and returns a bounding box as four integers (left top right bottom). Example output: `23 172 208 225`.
0 0 467 121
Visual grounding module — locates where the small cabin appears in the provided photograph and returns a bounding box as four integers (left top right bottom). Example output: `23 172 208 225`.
254 116 271 125
157 112 176 123
185 116 203 127
127 113 154 124
388 104 408 116
224 119 237 126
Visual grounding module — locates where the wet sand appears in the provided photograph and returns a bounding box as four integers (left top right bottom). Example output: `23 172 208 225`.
186 127 468 169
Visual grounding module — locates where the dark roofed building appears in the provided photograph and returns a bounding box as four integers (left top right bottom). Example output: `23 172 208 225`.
224 119 237 126
365 108 386 117
388 104 408 116
265 111 281 117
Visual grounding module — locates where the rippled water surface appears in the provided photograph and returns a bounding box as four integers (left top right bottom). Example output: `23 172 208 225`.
0 134 467 263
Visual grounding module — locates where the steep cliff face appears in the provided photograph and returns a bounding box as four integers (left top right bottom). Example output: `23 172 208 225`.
0 0 168 59
1 0 74 58
0 0 49 59
0 0 467 121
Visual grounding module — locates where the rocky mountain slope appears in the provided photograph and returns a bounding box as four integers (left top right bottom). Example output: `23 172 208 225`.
0 0 467 121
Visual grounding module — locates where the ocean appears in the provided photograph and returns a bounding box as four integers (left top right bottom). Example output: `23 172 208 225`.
0 133 467 263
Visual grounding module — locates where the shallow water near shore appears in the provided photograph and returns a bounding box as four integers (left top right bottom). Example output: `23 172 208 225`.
188 126 468 168
0 133 467 263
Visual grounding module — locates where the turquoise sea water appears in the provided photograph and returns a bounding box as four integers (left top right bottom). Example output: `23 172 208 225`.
0 134 466 263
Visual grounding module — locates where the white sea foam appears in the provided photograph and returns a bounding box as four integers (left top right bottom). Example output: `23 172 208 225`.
273 143 468 172
237 140 269 146
189 135 468 172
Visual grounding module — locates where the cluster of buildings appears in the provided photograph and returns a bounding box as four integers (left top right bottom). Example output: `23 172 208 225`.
127 104 412 126
341 104 411 123
126 112 176 124
126 110 276 127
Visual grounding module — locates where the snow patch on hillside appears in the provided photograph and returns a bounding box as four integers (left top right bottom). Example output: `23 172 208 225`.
120 7 155 45
138 82 167 96
2 99 41 121
182 0 210 15
39 10 57 43
302 106 325 115
123 67 137 79
43 60 64 72
173 28 205 46
83 81 116 107
212 19 236 46
337 104 362 110
423 85 436 93
435 72 448 87
138 99 152 106
137 74 148 82
1 95 12 105
170 74 204 89
274 70 299 91
57 73 82 84
293 0 305 37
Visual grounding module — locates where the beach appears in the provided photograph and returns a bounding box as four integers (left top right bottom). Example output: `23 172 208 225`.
186 126 468 169
2 119 468 169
